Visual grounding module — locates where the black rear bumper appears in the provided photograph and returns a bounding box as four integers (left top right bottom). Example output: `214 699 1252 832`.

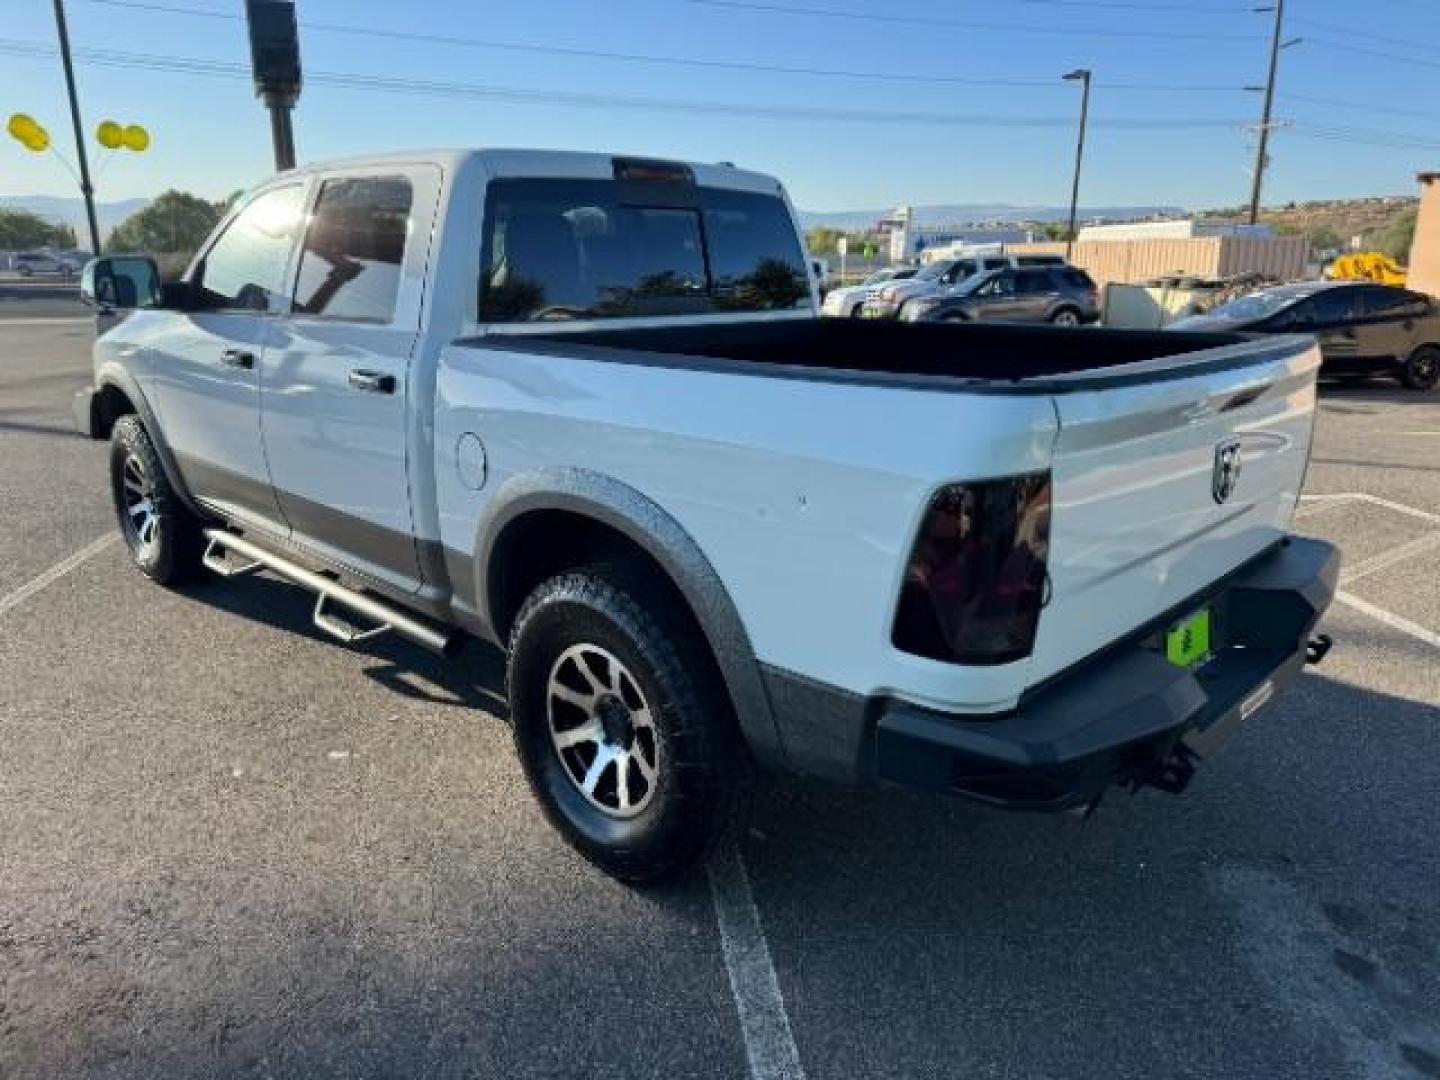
867 536 1339 810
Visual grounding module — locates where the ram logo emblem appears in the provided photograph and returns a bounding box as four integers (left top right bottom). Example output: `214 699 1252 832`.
1213 439 1243 504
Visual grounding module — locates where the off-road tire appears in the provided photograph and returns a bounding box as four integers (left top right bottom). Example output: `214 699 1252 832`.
110 415 206 585
1400 346 1440 392
507 564 743 883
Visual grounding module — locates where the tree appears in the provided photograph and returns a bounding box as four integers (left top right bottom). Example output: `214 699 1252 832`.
1372 208 1418 264
107 190 225 259
805 226 844 254
1306 226 1343 256
0 209 71 250
1041 222 1075 242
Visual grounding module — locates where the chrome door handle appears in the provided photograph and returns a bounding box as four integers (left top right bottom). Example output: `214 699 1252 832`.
221 348 256 369
348 369 396 394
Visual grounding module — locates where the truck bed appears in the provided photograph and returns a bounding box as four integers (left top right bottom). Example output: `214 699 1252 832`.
506 317 1258 385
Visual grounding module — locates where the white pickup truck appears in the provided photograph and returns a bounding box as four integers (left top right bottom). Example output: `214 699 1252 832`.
75 149 1338 881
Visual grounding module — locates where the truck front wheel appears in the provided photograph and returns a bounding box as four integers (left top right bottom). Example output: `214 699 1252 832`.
507 564 741 883
109 415 205 585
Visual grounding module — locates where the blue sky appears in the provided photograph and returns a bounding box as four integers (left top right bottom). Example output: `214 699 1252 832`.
4 0 1439 212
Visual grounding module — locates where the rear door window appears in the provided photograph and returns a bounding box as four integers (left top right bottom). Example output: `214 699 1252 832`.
480 178 808 322
292 175 413 322
1014 270 1053 295
1360 287 1430 320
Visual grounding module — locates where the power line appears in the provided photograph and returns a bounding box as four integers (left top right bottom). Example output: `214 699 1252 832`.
1291 17 1440 53
12 36 1440 155
0 38 1256 130
1306 35 1440 72
1279 92 1440 124
678 0 1262 39
74 0 1247 92
1290 124 1440 152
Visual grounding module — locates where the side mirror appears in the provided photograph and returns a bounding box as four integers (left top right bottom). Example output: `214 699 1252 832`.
80 255 163 312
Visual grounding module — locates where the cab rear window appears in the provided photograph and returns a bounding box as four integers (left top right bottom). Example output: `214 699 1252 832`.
479 178 809 322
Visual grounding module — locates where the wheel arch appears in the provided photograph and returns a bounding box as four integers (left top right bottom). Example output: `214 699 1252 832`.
95 367 206 518
476 469 785 770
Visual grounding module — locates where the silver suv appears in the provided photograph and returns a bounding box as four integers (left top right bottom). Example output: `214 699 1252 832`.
13 252 80 278
900 265 1100 326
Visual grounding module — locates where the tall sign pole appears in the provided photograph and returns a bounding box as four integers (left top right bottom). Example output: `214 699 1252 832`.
1248 0 1286 226
1063 68 1092 262
245 0 302 172
52 0 102 253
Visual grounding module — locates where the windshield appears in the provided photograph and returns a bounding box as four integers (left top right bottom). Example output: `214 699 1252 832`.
1199 289 1314 324
480 178 809 322
914 263 948 281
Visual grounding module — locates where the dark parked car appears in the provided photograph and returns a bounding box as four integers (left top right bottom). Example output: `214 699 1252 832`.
899 265 1100 327
1169 282 1440 391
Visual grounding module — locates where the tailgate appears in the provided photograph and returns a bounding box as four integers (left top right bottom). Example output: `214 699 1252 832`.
1030 338 1321 683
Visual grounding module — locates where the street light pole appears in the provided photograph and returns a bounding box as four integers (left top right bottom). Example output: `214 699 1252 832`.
1063 68 1092 262
51 0 101 254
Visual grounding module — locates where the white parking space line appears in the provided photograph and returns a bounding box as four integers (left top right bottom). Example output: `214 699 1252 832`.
1348 493 1440 527
708 842 806 1080
0 534 117 619
1335 591 1440 650
1340 532 1440 586
1296 492 1440 527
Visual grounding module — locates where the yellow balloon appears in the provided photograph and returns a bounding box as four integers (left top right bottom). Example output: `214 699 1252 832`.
7 112 39 141
96 119 123 149
23 127 50 152
121 124 149 152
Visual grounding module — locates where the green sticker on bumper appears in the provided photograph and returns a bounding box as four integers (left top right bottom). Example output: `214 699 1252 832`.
1166 608 1212 668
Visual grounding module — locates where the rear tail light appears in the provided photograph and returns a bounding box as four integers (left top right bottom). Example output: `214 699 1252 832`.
892 473 1052 666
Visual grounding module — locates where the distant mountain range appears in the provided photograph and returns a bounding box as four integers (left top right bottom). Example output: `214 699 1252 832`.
4 193 1193 238
1 195 151 239
798 203 1187 230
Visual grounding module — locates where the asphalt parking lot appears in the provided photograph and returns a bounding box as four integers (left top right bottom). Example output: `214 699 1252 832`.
2 302 1437 1080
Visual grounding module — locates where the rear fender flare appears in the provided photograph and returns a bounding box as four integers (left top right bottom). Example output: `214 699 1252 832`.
475 468 786 770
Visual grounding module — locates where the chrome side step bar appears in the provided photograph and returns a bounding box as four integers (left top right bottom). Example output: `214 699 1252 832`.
202 529 456 657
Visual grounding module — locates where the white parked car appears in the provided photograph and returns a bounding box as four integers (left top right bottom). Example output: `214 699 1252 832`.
820 266 918 318
75 148 1338 881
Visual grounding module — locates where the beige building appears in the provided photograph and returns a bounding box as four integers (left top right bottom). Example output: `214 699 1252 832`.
1009 235 1309 288
1410 171 1440 297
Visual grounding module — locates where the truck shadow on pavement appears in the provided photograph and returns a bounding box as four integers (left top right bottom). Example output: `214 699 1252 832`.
190 568 511 720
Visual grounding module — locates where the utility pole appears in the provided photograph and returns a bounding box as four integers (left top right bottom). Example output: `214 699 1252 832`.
1063 69 1092 262
1248 0 1288 226
52 0 101 254
245 0 302 172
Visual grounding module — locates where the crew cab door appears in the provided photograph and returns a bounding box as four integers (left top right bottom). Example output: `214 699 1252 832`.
1009 269 1059 321
1355 286 1432 362
146 183 307 530
967 270 1018 321
260 166 441 592
1303 287 1365 368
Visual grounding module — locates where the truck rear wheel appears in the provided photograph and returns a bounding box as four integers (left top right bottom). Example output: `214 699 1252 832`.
109 415 205 585
506 564 741 883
